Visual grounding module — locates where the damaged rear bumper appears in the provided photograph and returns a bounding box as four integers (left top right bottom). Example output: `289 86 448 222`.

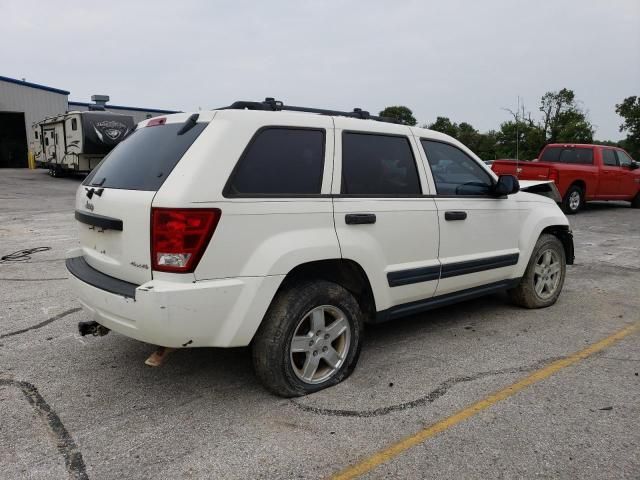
66 256 283 348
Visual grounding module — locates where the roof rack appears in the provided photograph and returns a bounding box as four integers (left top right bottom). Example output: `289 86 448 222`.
219 97 401 124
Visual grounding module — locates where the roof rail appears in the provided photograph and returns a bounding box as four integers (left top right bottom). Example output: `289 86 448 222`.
219 97 401 124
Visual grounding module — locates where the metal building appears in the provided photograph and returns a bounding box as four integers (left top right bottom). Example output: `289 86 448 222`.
0 75 69 168
0 75 179 168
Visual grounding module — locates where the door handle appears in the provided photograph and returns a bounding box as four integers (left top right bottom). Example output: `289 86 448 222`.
345 213 376 225
445 211 467 221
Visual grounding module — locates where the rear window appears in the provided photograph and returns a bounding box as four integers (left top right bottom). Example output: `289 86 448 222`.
540 147 593 165
83 122 208 191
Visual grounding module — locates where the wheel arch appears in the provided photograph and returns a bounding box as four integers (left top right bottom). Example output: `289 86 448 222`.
275 258 378 323
541 225 575 265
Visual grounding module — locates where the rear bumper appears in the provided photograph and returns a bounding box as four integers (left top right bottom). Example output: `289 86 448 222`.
66 256 284 348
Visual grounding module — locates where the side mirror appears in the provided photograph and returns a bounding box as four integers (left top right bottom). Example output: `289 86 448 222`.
492 175 520 196
629 161 639 170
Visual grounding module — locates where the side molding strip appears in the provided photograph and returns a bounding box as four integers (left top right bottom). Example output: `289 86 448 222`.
387 253 519 288
387 265 441 287
440 253 519 279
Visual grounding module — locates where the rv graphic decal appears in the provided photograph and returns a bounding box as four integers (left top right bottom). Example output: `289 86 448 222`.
93 120 129 142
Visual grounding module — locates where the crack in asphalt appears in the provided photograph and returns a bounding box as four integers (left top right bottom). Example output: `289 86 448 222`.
291 357 564 418
0 379 89 479
0 307 81 340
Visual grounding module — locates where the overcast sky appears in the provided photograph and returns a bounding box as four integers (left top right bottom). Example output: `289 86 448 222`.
2 0 639 140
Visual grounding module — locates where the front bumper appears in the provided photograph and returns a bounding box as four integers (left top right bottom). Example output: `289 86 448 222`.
66 256 283 348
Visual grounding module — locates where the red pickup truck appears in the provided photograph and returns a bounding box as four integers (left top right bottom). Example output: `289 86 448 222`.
492 144 640 213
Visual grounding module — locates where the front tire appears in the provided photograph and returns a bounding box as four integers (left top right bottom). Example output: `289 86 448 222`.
561 185 583 214
252 280 363 397
509 234 566 309
631 192 640 209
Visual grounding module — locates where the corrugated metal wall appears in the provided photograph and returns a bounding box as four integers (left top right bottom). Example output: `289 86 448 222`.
0 80 68 160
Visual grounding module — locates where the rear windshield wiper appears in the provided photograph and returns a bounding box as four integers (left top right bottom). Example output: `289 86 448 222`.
177 113 200 135
91 177 106 187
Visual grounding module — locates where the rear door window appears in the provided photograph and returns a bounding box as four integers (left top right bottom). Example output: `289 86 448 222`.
341 133 421 195
83 122 208 191
602 149 618 166
225 127 325 196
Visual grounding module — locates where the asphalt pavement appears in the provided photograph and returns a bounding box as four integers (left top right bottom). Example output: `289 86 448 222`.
1 169 638 479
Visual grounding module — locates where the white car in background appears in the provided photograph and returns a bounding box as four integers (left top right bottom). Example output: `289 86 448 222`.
67 98 574 397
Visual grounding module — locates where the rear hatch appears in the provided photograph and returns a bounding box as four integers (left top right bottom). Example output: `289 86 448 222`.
75 114 209 285
491 160 551 180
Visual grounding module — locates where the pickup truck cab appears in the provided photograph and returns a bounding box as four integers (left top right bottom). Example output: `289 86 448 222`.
492 144 640 213
66 99 574 396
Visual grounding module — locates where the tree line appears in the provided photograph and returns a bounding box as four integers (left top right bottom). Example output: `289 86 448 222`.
380 90 640 160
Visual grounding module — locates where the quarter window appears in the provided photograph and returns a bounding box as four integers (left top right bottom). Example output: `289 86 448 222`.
341 133 421 195
71 118 78 131
226 128 325 196
421 140 492 195
602 149 617 166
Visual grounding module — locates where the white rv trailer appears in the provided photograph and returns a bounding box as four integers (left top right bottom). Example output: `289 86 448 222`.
33 110 135 176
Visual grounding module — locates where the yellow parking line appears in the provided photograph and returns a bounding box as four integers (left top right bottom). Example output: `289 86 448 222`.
331 322 640 480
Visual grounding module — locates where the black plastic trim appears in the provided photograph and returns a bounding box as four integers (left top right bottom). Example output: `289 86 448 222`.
66 257 138 299
444 211 467 221
74 210 123 231
345 213 376 225
374 278 521 323
387 265 441 287
440 253 519 279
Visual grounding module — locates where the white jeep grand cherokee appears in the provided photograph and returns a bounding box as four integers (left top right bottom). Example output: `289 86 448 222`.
67 98 574 397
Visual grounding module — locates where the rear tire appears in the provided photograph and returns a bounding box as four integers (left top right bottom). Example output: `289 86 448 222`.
509 234 566 309
561 185 583 214
252 280 363 397
631 192 640 209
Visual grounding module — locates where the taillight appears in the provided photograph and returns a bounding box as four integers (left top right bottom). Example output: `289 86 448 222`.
151 208 221 273
548 168 559 184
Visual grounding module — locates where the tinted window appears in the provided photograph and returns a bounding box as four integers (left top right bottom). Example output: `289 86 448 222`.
341 133 421 195
541 147 593 164
421 140 492 195
35 131 38 139
602 149 617 166
71 118 78 131
83 122 208 191
226 128 325 195
616 150 633 167
540 147 561 162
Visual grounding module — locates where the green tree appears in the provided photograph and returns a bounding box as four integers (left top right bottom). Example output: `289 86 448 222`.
615 96 640 159
496 121 545 160
426 116 458 137
379 106 417 126
539 88 593 144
